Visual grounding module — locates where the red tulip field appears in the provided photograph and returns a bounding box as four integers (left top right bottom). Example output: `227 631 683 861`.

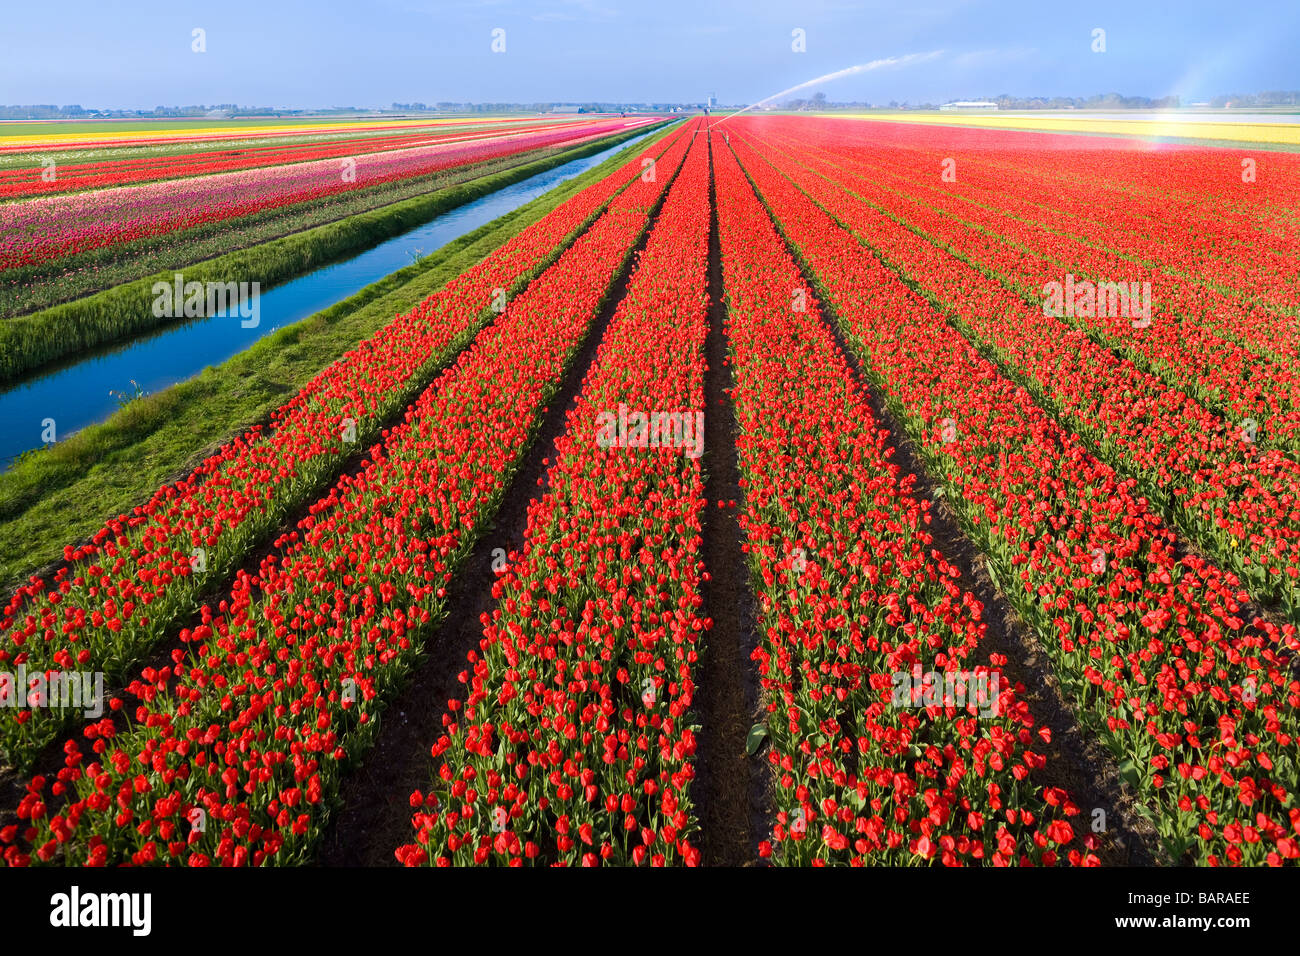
1 112 1296 881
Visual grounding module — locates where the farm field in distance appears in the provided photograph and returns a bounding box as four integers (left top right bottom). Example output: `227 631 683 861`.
828 109 1300 146
1 0 1297 938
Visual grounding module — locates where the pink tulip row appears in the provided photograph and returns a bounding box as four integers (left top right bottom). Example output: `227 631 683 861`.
0 119 651 272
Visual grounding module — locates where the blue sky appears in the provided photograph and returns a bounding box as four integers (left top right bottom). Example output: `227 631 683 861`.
2 0 1296 108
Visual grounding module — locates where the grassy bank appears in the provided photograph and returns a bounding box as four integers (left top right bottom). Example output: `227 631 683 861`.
0 124 660 381
0 121 680 590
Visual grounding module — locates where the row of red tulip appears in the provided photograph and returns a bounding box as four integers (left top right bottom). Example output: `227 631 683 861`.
713 134 1090 866
856 129 1300 313
898 150 1300 351
753 125 1300 451
0 122 689 770
726 130 1299 866
0 120 697 868
729 123 1300 623
802 119 1300 299
397 129 711 868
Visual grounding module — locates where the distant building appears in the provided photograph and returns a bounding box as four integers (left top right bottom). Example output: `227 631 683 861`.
939 101 999 111
550 105 582 113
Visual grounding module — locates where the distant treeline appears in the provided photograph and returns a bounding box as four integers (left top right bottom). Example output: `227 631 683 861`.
981 91 1300 109
0 104 328 119
780 90 1300 111
5 89 1299 120
0 102 689 119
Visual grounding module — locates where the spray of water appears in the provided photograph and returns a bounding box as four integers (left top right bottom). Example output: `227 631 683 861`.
712 51 944 127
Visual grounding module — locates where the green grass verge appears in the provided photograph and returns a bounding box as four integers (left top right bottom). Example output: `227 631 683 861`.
0 126 659 380
0 121 679 591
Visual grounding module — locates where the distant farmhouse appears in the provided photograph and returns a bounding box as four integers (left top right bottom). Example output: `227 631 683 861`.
940 101 999 111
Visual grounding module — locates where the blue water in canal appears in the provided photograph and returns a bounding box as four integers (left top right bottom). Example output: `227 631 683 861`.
0 128 656 470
